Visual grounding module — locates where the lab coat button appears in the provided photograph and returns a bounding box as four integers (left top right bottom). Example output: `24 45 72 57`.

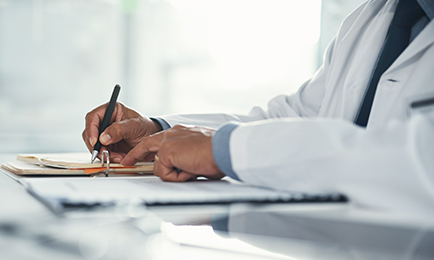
387 78 399 83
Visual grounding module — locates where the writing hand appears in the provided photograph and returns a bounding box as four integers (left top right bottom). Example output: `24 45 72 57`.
82 102 162 163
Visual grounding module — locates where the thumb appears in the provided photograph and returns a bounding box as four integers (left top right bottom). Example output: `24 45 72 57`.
99 119 135 145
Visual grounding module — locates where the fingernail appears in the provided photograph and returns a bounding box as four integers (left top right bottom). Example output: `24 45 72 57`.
113 157 121 163
89 137 97 146
100 133 111 144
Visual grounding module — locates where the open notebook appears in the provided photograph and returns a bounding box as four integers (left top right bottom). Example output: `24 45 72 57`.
1 153 153 176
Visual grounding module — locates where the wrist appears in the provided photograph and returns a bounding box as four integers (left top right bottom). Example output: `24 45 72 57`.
150 118 163 132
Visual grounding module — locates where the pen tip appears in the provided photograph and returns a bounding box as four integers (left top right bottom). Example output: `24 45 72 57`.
91 150 98 163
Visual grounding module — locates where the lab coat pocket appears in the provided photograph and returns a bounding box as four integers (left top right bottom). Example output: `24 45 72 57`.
407 93 434 118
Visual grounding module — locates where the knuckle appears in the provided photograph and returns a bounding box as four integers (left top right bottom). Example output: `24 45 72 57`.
165 128 178 138
85 111 93 121
109 123 123 138
159 142 171 152
172 124 185 130
159 173 171 182
117 102 126 116
121 119 133 133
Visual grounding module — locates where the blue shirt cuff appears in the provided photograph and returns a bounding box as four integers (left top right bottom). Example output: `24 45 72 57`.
212 122 240 181
150 117 171 131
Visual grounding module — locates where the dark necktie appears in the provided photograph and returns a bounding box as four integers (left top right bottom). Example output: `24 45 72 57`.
354 0 425 127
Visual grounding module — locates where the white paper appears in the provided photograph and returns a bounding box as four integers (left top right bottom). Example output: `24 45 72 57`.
21 176 308 206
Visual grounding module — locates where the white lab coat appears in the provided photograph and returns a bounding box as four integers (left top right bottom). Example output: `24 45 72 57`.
162 0 434 217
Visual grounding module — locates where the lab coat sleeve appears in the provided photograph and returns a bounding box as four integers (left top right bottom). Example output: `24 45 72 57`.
210 36 338 180
223 114 434 215
159 63 331 129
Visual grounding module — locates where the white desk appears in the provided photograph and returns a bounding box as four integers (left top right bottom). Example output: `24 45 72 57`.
1 154 433 260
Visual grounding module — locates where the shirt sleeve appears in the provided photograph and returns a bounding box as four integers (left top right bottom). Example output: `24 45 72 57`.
212 122 240 180
150 117 171 130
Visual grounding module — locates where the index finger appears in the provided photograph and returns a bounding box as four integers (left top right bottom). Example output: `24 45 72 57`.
121 131 165 166
82 103 119 152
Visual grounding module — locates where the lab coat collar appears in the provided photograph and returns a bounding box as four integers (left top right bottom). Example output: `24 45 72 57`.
387 19 434 73
418 0 434 20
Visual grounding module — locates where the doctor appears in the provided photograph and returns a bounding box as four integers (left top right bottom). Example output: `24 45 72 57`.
83 0 434 214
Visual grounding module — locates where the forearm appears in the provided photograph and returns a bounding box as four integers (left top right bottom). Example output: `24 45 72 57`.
157 112 268 129
212 115 434 214
154 92 323 129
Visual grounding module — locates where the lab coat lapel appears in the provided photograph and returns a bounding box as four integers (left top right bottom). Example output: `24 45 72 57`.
368 21 434 127
320 0 390 119
330 0 393 120
387 20 434 73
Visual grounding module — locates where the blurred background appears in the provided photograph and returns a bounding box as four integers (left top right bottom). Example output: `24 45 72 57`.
0 0 365 153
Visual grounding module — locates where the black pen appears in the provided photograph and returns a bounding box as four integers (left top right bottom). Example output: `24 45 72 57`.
91 84 121 163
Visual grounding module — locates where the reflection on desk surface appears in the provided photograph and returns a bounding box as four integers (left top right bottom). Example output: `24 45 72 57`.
198 208 434 260
153 207 434 260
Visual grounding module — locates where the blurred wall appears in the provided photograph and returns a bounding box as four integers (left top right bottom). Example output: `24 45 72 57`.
0 0 365 153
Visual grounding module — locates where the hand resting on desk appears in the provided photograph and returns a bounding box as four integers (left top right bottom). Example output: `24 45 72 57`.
121 124 224 182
